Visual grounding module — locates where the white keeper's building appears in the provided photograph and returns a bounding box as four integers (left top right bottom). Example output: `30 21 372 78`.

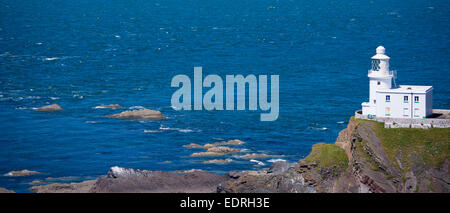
361 46 433 119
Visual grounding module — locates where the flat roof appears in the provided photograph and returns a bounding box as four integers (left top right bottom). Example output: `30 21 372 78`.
377 85 433 94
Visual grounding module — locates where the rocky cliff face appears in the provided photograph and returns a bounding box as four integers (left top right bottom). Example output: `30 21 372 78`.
219 117 449 193
335 117 449 193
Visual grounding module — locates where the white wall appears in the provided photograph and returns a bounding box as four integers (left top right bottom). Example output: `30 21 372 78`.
426 90 433 117
375 91 430 118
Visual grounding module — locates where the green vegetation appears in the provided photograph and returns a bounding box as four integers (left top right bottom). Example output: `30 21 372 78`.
355 118 450 171
354 140 380 171
304 143 349 170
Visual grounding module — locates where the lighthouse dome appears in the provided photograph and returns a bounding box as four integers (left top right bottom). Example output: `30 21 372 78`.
372 46 390 60
376 46 385 54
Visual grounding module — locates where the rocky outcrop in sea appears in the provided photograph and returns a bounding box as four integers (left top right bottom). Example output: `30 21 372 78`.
106 109 166 120
35 104 62 112
88 166 229 193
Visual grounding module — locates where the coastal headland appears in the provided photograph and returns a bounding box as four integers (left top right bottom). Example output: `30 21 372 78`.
21 115 449 193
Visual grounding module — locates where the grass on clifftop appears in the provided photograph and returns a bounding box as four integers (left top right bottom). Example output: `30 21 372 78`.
355 118 450 170
304 143 349 170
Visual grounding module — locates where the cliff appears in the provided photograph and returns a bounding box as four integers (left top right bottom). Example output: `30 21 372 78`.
219 117 449 193
29 117 449 193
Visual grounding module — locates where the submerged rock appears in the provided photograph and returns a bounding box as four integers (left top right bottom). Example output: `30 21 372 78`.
29 180 45 185
106 109 166 120
30 180 96 193
35 104 62 112
191 151 226 157
241 153 277 159
4 169 40 176
184 139 245 149
95 104 122 109
183 143 206 148
213 139 245 146
191 146 240 157
203 159 233 164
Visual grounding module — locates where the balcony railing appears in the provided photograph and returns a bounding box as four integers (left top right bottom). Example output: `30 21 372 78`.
368 70 396 78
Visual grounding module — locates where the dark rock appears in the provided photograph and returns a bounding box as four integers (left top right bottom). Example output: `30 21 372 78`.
29 180 96 193
267 161 292 175
90 166 230 193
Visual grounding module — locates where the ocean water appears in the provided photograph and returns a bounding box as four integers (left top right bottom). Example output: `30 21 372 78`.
0 0 449 192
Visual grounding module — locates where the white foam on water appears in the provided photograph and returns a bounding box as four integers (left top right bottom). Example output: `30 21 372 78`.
144 129 162 133
337 121 345 124
25 96 41 100
73 94 83 99
250 159 265 166
129 106 146 110
44 57 59 61
158 125 197 133
93 105 108 109
267 159 286 163
178 129 193 133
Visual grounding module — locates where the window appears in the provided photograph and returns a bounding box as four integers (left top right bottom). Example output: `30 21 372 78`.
414 108 420 117
403 108 409 117
414 96 419 103
386 95 390 102
404 96 408 103
377 81 380 85
372 59 380 71
385 107 391 116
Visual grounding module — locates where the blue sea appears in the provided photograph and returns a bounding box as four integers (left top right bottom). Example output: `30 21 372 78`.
0 0 449 192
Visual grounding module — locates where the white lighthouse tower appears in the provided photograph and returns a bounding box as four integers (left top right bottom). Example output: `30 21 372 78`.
361 46 433 119
362 46 396 116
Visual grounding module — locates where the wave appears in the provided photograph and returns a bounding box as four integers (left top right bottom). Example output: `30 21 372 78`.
93 106 109 109
158 125 197 133
44 57 59 61
129 106 146 110
42 56 80 62
144 126 196 134
249 159 265 166
25 96 41 100
144 129 162 133
309 126 328 131
267 159 286 163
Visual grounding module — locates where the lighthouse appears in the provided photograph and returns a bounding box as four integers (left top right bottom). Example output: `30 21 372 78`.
364 46 395 116
361 46 433 118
